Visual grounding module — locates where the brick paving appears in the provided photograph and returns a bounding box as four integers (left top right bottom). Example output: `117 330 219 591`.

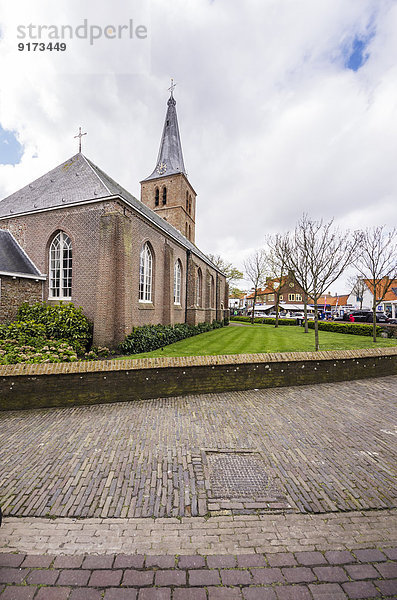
1 376 397 598
0 545 396 599
1 376 397 518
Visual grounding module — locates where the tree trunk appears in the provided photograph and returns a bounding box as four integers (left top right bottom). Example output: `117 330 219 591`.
304 296 309 333
275 294 279 328
314 300 319 351
372 295 377 343
251 290 257 325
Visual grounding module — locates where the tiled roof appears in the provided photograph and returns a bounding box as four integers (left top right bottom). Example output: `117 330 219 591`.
0 230 43 278
0 154 222 274
364 278 397 302
317 294 349 306
246 286 275 299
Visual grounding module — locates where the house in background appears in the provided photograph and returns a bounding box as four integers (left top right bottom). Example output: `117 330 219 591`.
246 271 307 315
347 278 397 318
228 291 246 314
316 294 350 314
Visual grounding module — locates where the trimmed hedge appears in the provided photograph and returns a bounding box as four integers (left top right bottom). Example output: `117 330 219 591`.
307 321 381 336
231 316 298 326
119 320 226 355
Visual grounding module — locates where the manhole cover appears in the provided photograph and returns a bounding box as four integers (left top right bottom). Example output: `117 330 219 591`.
206 451 282 499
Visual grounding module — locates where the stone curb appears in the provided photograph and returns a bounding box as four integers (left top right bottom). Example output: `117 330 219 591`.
1 347 397 377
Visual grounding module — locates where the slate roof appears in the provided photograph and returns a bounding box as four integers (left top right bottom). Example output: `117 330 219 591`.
0 153 222 274
0 229 44 278
0 154 111 217
143 93 187 181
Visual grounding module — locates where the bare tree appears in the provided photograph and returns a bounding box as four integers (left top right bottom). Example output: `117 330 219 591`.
207 254 244 287
284 229 311 333
287 215 358 351
244 248 267 324
347 275 366 309
356 226 397 342
264 233 290 328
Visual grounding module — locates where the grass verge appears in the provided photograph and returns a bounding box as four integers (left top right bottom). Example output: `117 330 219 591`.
119 323 397 359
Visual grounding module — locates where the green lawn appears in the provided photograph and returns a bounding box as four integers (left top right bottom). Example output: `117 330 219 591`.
122 324 397 359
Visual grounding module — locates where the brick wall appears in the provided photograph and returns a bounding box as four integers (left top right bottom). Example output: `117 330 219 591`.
1 348 396 411
140 173 196 242
0 276 43 323
0 198 227 347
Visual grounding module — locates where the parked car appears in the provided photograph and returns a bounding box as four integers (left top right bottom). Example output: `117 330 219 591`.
349 310 389 323
341 311 355 321
294 312 315 320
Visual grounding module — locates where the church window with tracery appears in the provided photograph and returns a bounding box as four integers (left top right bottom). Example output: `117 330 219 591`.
210 275 215 308
162 187 167 205
139 243 153 302
155 187 159 206
49 231 72 300
174 260 182 305
196 268 202 307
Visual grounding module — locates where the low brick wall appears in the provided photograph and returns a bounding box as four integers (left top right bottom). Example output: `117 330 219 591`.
1 347 396 411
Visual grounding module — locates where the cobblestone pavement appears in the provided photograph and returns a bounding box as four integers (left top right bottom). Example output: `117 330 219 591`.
1 376 397 598
1 376 397 518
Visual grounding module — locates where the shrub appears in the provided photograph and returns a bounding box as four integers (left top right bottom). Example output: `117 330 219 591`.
16 302 92 352
0 339 78 364
261 318 298 326
307 321 381 336
84 346 114 360
231 316 264 324
231 316 297 326
0 320 47 344
119 320 224 355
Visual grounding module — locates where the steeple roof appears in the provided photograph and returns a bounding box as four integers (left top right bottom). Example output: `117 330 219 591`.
143 92 187 181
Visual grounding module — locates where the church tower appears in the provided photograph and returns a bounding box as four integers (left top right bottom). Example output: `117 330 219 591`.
140 88 197 243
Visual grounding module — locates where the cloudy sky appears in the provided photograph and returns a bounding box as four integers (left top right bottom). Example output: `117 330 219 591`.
0 0 396 292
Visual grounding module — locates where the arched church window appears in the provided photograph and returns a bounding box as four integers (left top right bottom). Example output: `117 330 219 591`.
155 188 159 206
189 224 191 240
196 268 202 307
189 195 192 214
186 191 189 211
49 231 72 300
185 222 188 237
174 260 182 305
210 275 215 308
162 187 167 205
139 243 153 302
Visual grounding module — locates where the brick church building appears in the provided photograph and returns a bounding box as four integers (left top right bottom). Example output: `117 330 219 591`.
0 91 228 347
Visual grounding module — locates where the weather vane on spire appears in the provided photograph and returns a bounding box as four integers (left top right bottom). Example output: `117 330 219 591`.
168 78 177 96
74 127 87 153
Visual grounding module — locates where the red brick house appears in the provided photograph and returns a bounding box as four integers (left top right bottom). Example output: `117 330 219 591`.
0 92 228 346
246 272 308 313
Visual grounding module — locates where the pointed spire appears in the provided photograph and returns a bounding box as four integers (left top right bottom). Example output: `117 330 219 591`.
144 86 186 181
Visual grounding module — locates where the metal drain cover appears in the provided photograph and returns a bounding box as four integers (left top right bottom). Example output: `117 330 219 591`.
206 451 281 499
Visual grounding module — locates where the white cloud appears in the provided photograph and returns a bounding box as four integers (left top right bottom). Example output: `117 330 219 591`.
0 0 396 293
